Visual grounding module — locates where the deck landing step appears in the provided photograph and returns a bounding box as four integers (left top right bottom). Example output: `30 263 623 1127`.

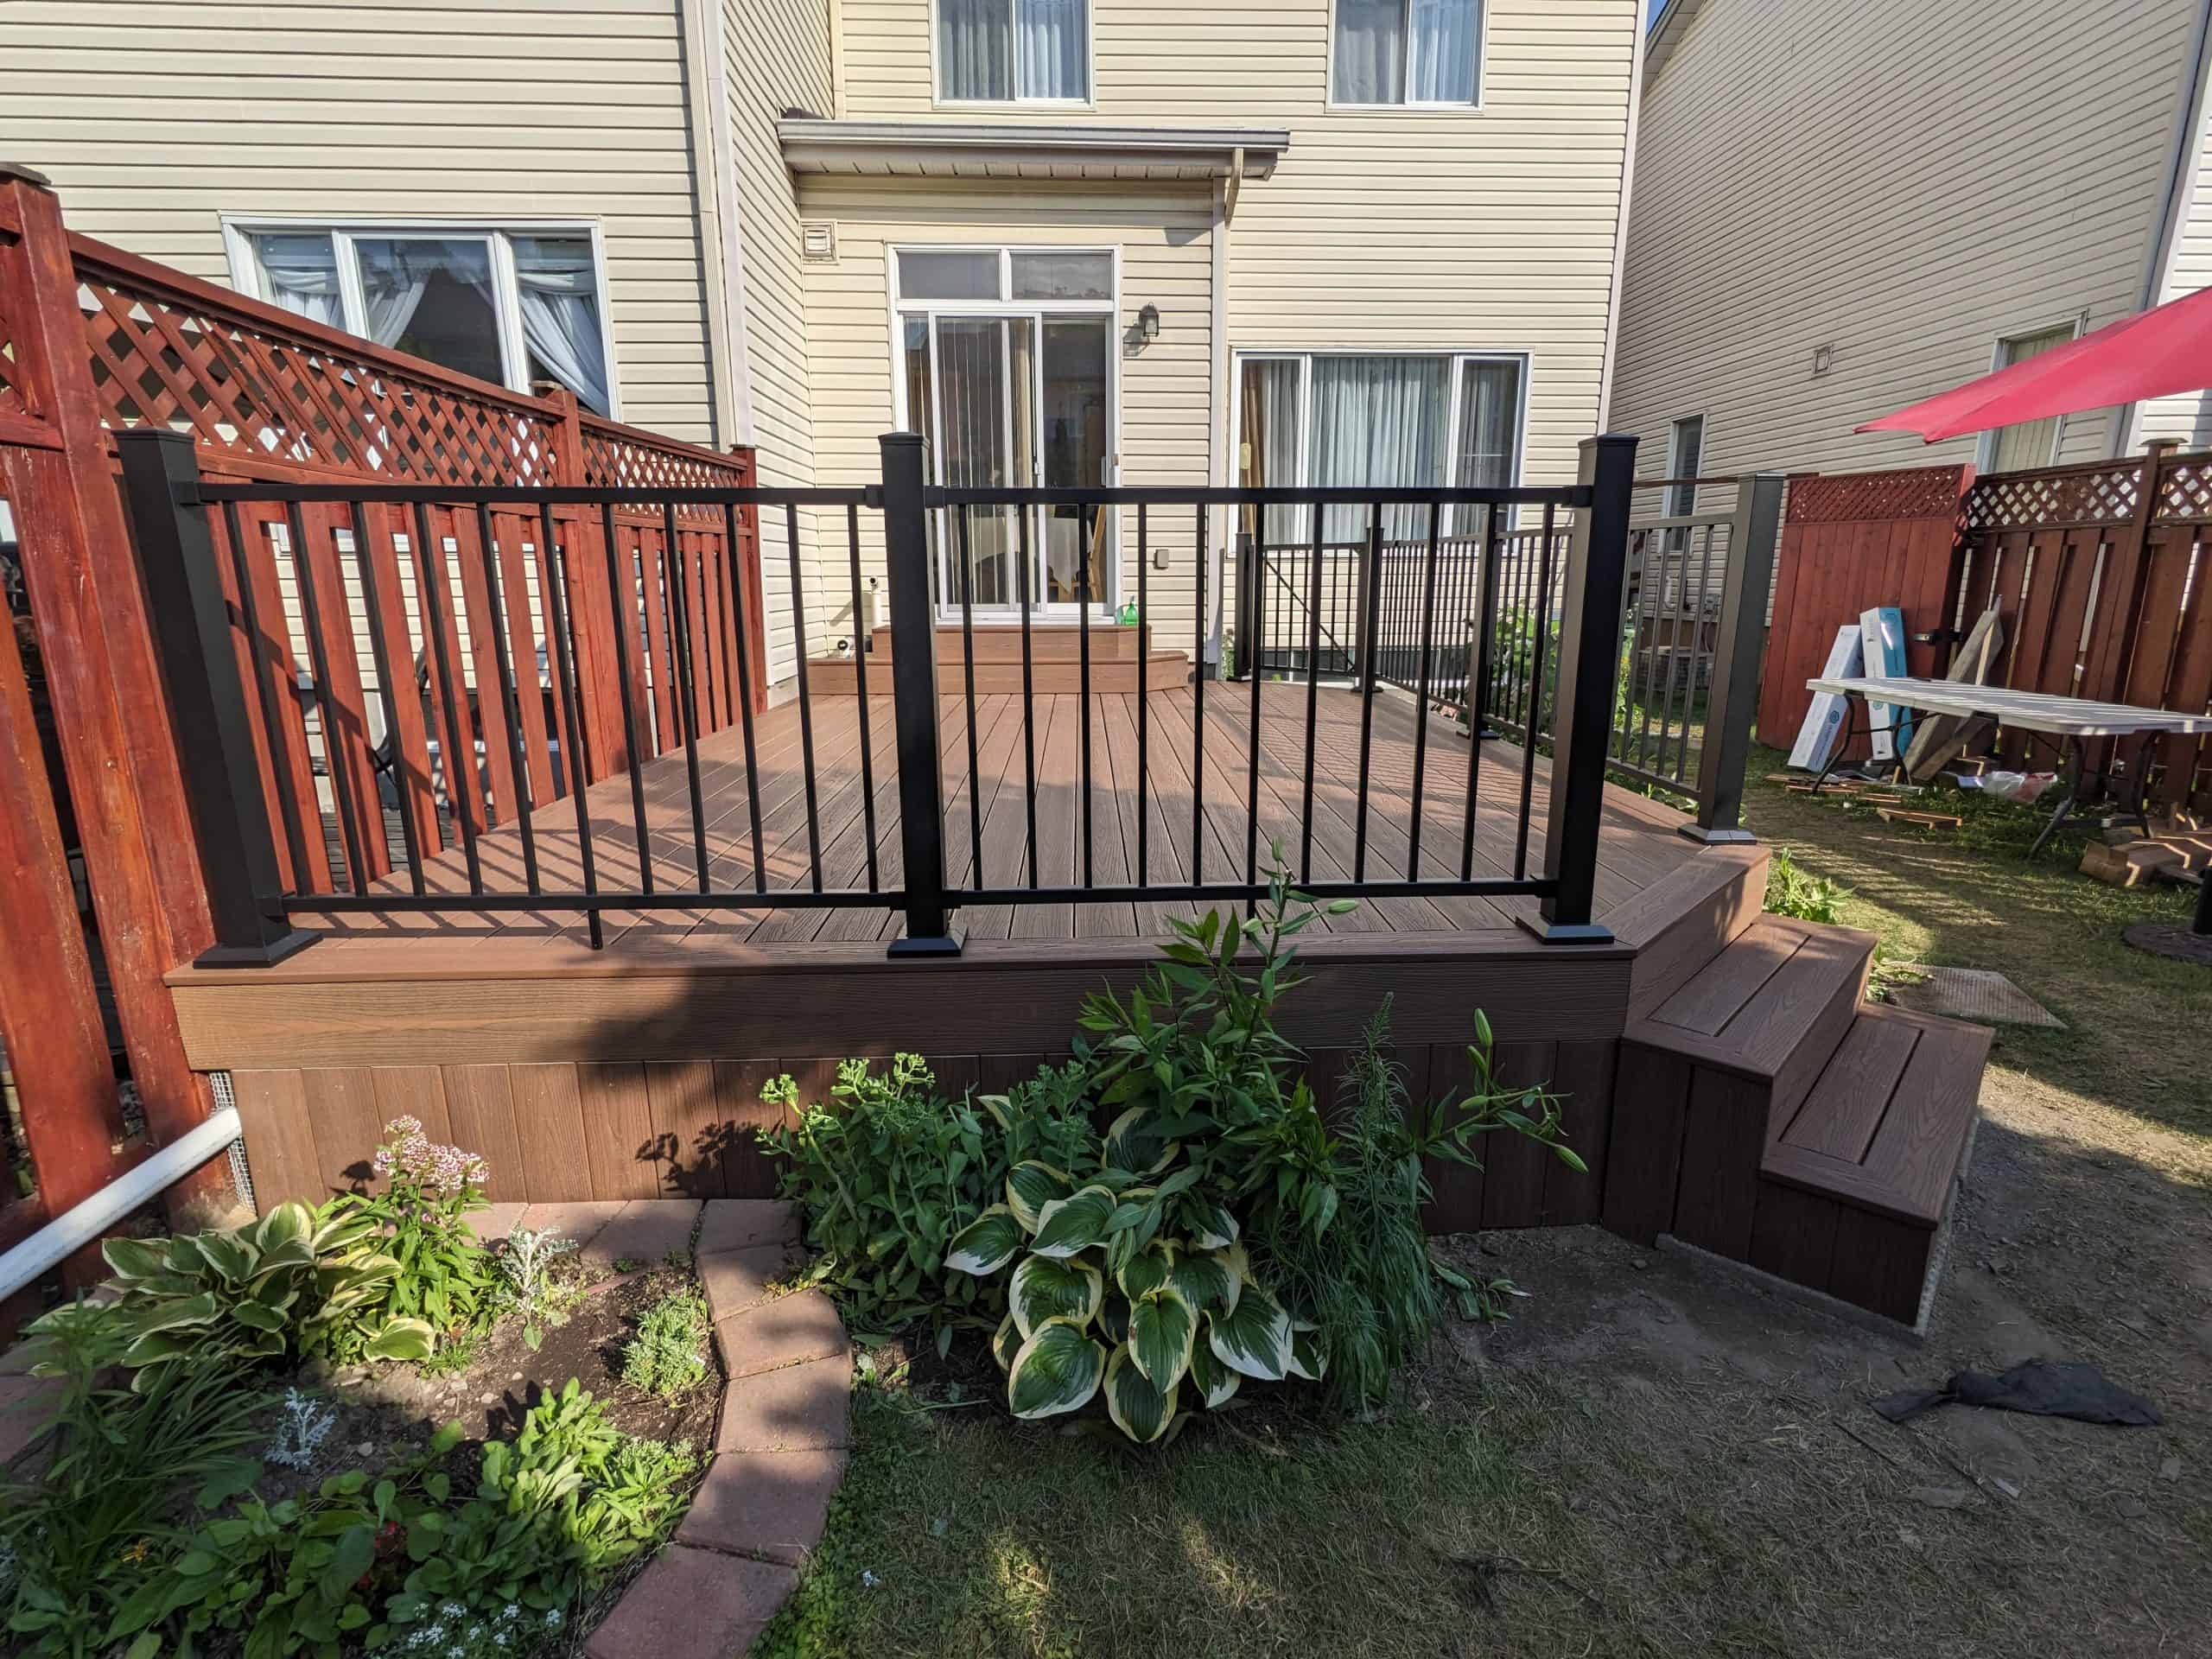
1605 918 1989 1330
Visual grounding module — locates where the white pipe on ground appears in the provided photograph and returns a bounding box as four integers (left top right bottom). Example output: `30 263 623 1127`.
0 1106 241 1303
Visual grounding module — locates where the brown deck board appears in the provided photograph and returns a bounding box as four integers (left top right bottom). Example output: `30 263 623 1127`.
333 683 1702 944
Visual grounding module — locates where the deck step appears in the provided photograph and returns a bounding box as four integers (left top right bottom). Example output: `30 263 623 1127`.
1601 917 1873 1249
1747 1005 1991 1325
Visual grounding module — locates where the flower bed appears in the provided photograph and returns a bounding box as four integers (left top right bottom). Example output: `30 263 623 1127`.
0 1128 724 1659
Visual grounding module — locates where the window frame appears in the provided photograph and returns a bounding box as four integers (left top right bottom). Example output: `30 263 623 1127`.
1665 414 1706 517
930 0 1097 110
1977 316 2083 474
219 215 622 418
1229 346 1531 537
1325 0 1489 112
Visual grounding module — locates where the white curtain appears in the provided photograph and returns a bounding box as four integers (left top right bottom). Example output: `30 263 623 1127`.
512 236 612 414
1455 360 1521 491
939 0 1011 99
1017 0 1086 99
1408 0 1478 103
1310 356 1449 542
1241 359 1306 547
1335 0 1407 104
251 232 344 327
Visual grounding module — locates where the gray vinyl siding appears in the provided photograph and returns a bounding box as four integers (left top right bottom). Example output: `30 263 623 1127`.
2140 89 2212 448
0 0 718 442
1610 0 2202 490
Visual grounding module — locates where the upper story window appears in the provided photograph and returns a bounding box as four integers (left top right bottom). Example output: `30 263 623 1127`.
229 223 614 416
1984 323 2076 473
1334 0 1483 107
938 0 1090 104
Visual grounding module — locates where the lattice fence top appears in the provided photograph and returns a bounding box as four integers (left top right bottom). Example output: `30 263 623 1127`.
1785 465 1969 525
580 423 744 493
73 258 565 486
1962 462 2140 533
0 324 24 421
2155 454 2212 524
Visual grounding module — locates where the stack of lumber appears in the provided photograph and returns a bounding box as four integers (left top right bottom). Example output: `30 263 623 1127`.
2079 816 2212 887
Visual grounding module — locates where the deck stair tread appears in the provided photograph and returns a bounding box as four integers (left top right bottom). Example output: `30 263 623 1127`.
1763 1003 1991 1228
1630 915 1876 1082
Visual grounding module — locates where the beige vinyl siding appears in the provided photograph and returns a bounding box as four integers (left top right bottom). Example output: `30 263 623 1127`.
0 0 716 442
1610 0 2200 490
2139 88 2212 448
835 0 1640 490
721 0 833 685
797 177 1215 652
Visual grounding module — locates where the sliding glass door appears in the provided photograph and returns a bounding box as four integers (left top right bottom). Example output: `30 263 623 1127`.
894 247 1117 618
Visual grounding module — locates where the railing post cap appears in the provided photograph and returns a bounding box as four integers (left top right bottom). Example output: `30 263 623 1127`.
0 161 54 189
879 430 925 448
113 426 196 451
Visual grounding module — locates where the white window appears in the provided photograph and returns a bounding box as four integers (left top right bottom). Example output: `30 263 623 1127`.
938 0 1090 103
1334 0 1482 106
1236 352 1525 543
1667 416 1704 513
227 223 616 416
1983 323 2076 474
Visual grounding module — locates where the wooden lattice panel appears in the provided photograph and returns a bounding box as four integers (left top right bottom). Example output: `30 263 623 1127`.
2153 454 2212 524
1784 465 1967 525
0 230 29 421
1963 462 2139 531
582 421 744 525
73 262 564 486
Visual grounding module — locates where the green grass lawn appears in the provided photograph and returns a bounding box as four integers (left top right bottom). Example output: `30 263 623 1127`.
749 751 2212 1659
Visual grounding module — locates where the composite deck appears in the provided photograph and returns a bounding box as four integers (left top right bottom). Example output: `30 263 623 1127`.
313 681 1702 946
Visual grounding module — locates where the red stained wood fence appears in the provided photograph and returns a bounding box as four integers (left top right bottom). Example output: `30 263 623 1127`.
1758 464 1974 756
0 166 762 1309
1759 447 2212 809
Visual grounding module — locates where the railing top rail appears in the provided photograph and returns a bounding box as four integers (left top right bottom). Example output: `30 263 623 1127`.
932 483 1592 508
192 480 873 508
1628 509 1736 532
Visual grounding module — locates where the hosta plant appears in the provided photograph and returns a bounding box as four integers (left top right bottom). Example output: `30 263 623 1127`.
97 1201 433 1391
947 1159 1320 1444
760 1053 1096 1349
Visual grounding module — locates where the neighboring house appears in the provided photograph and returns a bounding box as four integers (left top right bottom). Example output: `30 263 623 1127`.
1611 0 2212 495
0 0 1643 682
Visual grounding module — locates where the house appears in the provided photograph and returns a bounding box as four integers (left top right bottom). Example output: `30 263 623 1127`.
0 0 1644 682
1610 0 2212 494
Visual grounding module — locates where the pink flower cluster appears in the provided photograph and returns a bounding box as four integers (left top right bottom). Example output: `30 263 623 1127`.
371 1115 490 1198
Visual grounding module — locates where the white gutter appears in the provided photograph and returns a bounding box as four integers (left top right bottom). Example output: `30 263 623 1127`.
0 1105 242 1302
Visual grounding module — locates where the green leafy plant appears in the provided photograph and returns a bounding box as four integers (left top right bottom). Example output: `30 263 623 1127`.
1250 1003 1570 1413
1764 849 1848 925
760 1053 1096 1348
620 1288 711 1402
497 1226 581 1353
119 1382 697 1656
94 1201 433 1389
0 1302 265 1656
946 856 1584 1440
321 1116 497 1353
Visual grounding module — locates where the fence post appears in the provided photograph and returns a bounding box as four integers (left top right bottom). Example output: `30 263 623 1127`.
1681 471 1784 844
880 432 961 957
0 165 231 1212
1528 433 1638 944
116 433 319 966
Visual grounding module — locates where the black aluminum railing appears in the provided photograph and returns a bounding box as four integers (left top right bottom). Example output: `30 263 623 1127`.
118 429 1670 966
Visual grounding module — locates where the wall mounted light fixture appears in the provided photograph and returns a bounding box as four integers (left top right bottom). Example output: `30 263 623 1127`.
1138 302 1160 341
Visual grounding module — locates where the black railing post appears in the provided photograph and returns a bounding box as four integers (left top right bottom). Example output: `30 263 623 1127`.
879 431 961 957
1527 433 1638 944
115 430 318 967
1683 471 1783 844
1231 531 1254 682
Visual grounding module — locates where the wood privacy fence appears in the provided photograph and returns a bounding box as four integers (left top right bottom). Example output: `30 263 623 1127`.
0 167 762 1301
1760 446 2212 808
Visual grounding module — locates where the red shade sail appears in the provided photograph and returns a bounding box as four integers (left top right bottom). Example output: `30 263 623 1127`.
1855 283 2212 441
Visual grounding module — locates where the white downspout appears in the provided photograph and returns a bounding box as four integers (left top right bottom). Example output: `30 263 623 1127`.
1207 150 1242 664
1595 0 1649 432
688 0 756 447
0 1106 242 1302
